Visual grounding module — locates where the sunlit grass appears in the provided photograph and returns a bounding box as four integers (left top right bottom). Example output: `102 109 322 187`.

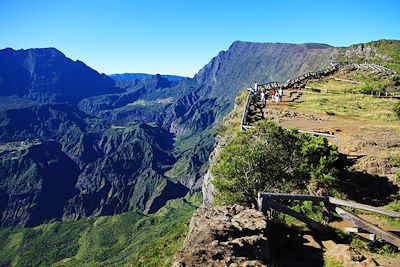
127 99 146 106
288 91 399 122
384 201 400 227
127 97 174 107
308 79 362 92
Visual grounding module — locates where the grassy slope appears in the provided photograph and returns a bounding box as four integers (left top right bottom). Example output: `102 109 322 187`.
291 64 399 122
0 196 199 267
214 89 249 138
288 91 399 122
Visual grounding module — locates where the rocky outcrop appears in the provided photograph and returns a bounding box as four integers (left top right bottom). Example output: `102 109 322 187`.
173 205 269 266
345 44 377 59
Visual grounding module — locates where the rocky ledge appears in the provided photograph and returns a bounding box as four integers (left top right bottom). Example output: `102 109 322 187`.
173 205 269 267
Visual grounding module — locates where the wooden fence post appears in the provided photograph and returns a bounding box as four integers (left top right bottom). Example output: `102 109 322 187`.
335 207 400 247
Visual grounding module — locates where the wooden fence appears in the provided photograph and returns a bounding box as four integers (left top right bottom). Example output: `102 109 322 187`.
258 192 400 248
297 130 339 145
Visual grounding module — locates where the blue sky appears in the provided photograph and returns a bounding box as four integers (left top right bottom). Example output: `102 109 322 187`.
0 0 399 76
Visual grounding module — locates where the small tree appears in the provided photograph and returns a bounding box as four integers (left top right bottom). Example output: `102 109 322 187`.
212 120 339 207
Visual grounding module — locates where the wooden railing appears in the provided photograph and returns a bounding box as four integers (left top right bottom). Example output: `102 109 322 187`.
257 192 400 247
297 130 338 145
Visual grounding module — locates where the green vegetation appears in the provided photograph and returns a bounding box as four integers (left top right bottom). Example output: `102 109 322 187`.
211 120 340 207
308 71 396 96
323 255 342 267
274 200 327 229
350 235 399 256
127 98 174 107
358 81 387 94
342 40 400 73
369 40 400 73
383 201 400 227
0 196 199 267
288 91 399 122
214 89 249 138
308 79 362 92
127 99 146 106
165 126 214 179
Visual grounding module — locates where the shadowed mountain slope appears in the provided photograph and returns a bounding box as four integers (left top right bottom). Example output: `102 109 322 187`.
0 48 120 104
0 104 188 227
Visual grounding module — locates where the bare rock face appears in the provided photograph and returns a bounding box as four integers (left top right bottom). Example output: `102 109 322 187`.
345 44 377 59
173 205 269 267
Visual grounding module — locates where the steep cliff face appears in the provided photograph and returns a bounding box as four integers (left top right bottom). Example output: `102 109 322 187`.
194 41 341 102
0 141 80 227
173 205 269 266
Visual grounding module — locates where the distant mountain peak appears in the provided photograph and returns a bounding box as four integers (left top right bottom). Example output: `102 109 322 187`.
0 47 120 104
229 40 333 49
109 73 185 82
194 40 339 100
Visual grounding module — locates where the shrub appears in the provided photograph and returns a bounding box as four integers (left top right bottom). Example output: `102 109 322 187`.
359 84 372 94
391 75 400 86
394 102 400 119
211 120 340 207
359 81 387 94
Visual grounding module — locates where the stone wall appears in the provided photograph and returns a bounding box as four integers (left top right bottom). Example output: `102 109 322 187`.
258 63 395 92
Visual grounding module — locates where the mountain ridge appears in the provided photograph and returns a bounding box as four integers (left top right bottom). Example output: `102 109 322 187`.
109 73 186 82
1 39 398 227
0 47 120 104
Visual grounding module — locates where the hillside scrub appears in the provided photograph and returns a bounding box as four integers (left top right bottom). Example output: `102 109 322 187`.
211 120 340 207
0 197 199 266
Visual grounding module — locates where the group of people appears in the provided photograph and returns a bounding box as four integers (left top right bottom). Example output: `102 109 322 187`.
249 81 284 106
270 87 284 104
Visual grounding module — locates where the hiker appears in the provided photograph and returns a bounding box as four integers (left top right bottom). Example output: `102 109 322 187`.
275 88 283 104
254 81 258 92
275 91 280 104
271 89 276 103
260 90 266 106
278 88 283 97
278 88 283 103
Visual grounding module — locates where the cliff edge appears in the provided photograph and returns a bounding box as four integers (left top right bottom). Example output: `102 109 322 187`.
173 205 269 266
